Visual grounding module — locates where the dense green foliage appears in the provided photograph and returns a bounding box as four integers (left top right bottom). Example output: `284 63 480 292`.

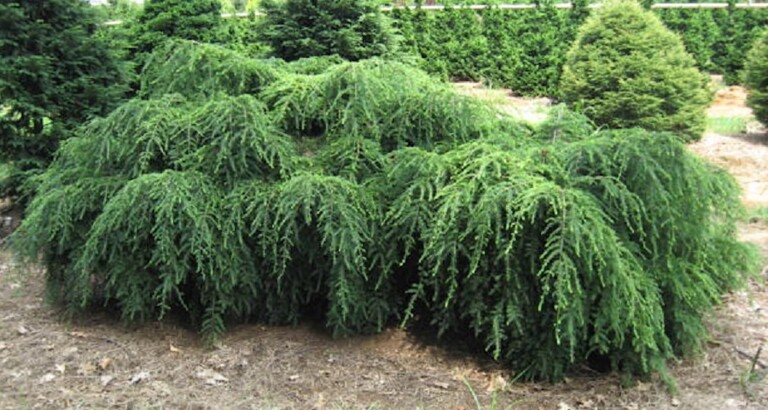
92 0 142 22
709 4 768 85
391 2 584 96
134 0 222 55
656 8 721 72
260 0 395 61
139 40 282 100
0 0 127 199
15 41 754 383
214 15 270 57
561 1 711 140
657 5 768 85
745 28 768 126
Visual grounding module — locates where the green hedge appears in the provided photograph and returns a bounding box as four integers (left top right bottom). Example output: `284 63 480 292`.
657 4 768 84
390 3 768 96
391 2 583 96
14 41 755 383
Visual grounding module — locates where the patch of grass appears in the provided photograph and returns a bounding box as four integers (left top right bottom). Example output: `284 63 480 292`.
739 346 768 398
462 376 524 410
747 207 768 223
707 116 748 136
0 162 10 182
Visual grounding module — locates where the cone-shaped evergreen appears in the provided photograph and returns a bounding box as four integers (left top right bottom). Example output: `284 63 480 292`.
259 0 395 61
745 28 768 126
561 0 711 141
134 0 222 55
14 42 754 383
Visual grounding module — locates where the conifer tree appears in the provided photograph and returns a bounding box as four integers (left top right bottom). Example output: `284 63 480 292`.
260 0 395 61
561 0 711 141
134 0 222 55
745 28 768 126
0 0 127 199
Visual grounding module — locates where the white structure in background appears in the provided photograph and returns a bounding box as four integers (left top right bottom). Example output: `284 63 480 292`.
89 0 144 4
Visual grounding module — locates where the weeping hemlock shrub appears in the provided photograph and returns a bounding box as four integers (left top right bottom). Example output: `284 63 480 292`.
745 28 768 126
561 0 711 141
15 42 755 382
139 40 283 100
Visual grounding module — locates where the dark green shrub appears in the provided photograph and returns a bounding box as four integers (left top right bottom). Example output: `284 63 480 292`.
15 46 482 343
745 28 768 126
483 4 575 96
402 6 490 82
134 0 222 55
15 42 754 383
260 0 395 61
561 0 711 141
0 0 128 200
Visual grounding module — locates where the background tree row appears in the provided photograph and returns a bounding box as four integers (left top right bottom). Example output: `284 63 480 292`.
390 2 768 95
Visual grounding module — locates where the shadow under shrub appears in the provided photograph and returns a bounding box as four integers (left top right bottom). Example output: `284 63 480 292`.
13 42 755 383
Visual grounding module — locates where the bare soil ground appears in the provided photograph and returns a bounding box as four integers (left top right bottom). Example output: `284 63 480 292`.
2 86 768 410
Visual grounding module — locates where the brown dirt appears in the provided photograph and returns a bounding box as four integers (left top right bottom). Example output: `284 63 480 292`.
689 84 768 208
708 85 754 118
689 132 768 208
2 86 768 410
